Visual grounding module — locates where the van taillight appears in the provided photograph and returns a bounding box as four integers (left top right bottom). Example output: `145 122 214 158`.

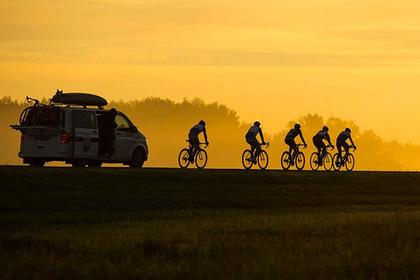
21 134 24 143
61 134 69 143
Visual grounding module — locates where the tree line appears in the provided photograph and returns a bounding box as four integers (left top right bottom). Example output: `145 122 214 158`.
1 96 418 170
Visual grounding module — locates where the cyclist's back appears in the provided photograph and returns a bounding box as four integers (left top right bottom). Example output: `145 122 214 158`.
189 120 207 146
337 130 351 143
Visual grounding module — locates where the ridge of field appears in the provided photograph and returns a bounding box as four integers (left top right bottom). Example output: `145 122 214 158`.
1 167 420 279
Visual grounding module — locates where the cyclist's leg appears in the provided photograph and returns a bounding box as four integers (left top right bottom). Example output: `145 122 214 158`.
285 137 294 158
252 138 260 162
313 138 321 163
337 142 344 162
291 140 297 160
188 134 199 161
343 142 350 160
320 141 327 164
246 137 255 157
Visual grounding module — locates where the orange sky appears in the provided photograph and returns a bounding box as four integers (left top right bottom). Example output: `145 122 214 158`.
1 0 420 144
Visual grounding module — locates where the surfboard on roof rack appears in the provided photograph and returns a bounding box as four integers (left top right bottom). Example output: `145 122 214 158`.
51 92 108 107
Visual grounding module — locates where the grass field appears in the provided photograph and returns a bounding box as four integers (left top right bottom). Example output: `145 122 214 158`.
1 167 420 279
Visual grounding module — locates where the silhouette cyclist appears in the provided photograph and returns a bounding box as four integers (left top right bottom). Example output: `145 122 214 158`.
245 121 266 163
312 126 334 165
285 123 307 165
336 128 356 163
188 120 209 163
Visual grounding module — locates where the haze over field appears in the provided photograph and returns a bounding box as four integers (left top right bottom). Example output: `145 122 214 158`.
1 0 420 166
1 96 420 170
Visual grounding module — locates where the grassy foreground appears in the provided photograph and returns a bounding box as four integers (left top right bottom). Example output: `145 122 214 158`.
1 167 420 279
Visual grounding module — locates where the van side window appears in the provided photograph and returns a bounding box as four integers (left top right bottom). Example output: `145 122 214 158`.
73 110 97 129
115 115 130 131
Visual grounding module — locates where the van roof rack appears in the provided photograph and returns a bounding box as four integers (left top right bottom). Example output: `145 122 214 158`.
51 92 107 107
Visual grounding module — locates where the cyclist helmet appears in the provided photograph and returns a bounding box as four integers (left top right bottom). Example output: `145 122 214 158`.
199 120 205 125
322 125 329 131
254 121 261 126
294 123 301 129
345 127 351 133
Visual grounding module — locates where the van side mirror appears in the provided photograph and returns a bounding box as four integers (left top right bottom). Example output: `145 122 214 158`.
132 126 138 133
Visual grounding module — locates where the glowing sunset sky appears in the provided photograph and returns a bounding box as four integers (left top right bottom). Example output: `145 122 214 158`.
1 0 419 143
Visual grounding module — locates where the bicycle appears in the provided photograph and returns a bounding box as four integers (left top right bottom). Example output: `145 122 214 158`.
281 143 306 170
310 145 334 171
333 146 356 171
242 142 270 170
19 96 60 127
178 140 208 169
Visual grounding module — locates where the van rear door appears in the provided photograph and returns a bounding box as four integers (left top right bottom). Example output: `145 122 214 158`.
72 110 99 159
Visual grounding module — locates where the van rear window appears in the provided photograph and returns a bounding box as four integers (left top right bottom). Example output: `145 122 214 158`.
73 110 97 129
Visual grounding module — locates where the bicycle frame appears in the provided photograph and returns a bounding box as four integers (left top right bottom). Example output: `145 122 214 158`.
338 146 356 163
253 142 269 157
291 143 306 158
186 140 208 156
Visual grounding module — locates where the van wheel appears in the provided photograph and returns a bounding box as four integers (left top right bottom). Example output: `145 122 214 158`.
129 149 145 168
87 160 102 168
28 159 45 167
72 159 86 167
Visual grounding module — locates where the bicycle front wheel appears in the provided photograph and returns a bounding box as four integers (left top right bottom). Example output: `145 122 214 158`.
310 152 319 171
178 148 190 168
195 149 208 169
280 151 291 170
258 150 269 170
332 153 341 171
242 150 253 169
345 154 355 171
295 152 305 170
19 107 32 125
324 153 333 171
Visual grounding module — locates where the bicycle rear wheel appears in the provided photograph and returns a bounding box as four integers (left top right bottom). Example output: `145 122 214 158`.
242 150 253 169
195 149 208 169
258 150 269 170
324 153 333 171
345 154 355 171
295 152 305 170
280 151 291 170
332 153 342 171
178 148 190 168
310 152 320 171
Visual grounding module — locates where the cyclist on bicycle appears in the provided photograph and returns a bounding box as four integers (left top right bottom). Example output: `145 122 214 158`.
312 126 334 165
188 120 209 162
336 128 356 163
245 121 266 163
284 123 307 165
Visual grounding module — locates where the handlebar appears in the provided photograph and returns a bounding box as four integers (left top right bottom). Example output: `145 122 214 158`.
186 140 209 148
26 96 40 104
297 143 307 149
263 142 270 148
349 145 357 151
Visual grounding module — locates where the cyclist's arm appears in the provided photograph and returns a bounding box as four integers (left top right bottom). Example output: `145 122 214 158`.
326 134 333 146
258 128 265 144
202 127 209 143
349 135 355 147
299 131 307 146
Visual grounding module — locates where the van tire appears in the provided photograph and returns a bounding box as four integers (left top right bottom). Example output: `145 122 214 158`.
72 159 86 167
129 148 145 168
28 158 45 167
87 160 102 168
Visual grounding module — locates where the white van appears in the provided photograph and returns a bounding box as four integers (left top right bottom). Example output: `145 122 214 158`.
10 92 148 167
